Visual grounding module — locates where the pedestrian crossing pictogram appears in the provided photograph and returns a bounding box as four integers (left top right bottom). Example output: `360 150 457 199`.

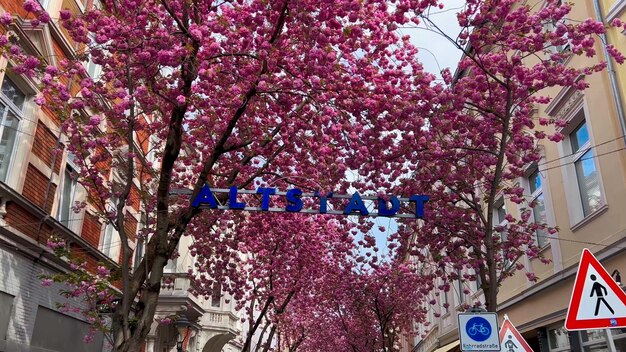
498 316 533 352
565 248 626 330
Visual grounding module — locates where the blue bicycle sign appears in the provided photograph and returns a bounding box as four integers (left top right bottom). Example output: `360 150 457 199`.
458 313 500 351
465 317 491 341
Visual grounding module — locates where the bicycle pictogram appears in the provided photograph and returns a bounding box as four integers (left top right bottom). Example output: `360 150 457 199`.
468 323 490 337
464 316 492 342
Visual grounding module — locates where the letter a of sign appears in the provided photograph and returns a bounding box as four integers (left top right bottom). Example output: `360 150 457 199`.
499 318 533 352
565 248 626 330
191 185 218 208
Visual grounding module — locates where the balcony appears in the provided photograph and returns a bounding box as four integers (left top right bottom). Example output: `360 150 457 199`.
160 272 201 297
203 310 241 334
159 272 242 337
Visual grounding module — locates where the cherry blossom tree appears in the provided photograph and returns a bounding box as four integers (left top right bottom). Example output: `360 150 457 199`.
267 249 433 352
190 212 357 352
2 0 442 350
394 0 625 312
3 0 624 349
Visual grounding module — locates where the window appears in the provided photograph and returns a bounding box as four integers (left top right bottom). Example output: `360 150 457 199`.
441 290 449 313
211 283 221 308
496 203 506 225
57 160 79 226
75 0 90 12
101 198 120 259
474 269 482 292
570 121 601 217
164 241 178 273
0 292 14 340
83 35 102 79
544 0 571 58
456 269 464 305
609 328 626 351
85 57 100 79
0 77 25 182
133 239 144 271
134 212 148 271
528 169 549 248
554 103 606 227
547 325 570 352
579 330 609 352
494 200 511 267
101 222 118 258
31 306 103 352
146 135 158 166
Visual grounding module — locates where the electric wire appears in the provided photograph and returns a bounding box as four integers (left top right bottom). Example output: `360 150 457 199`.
539 147 626 173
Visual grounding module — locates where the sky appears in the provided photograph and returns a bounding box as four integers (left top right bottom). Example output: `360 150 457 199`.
407 0 466 78
369 0 466 257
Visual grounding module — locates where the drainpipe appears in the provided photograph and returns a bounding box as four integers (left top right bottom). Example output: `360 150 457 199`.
593 0 626 146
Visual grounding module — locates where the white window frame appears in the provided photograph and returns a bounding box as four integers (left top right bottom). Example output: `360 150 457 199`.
474 268 482 293
38 0 50 10
101 222 118 259
133 211 148 271
493 198 511 269
163 241 179 273
570 121 600 216
57 155 80 227
557 105 607 229
83 35 102 80
211 283 221 308
146 135 159 168
133 237 145 271
579 329 609 352
100 197 120 260
0 76 26 183
456 269 464 306
543 0 571 59
547 324 571 352
525 167 550 248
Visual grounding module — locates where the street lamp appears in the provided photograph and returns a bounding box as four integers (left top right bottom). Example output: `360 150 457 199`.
174 315 191 352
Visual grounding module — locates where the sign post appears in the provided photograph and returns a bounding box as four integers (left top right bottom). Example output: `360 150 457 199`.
458 310 501 351
565 248 626 330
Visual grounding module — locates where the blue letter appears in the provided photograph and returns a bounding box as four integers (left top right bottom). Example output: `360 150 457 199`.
256 188 276 210
286 189 303 212
378 196 400 217
409 195 429 218
315 191 333 214
343 192 369 216
192 185 218 208
229 186 246 209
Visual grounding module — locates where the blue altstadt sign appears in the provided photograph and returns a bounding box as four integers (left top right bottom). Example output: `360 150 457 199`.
191 185 429 219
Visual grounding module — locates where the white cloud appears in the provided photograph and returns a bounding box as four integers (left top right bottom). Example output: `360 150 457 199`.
402 0 466 78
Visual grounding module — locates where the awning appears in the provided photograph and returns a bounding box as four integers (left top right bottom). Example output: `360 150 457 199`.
431 340 460 352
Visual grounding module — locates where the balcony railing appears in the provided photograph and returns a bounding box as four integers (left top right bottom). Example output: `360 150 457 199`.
205 310 241 333
160 273 241 334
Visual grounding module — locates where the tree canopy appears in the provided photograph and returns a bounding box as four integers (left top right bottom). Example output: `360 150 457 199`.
2 0 623 350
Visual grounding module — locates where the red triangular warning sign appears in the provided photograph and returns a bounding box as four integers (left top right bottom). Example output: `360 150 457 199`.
499 318 533 352
565 248 626 330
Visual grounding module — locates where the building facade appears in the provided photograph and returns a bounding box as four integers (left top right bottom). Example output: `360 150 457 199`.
413 0 626 351
0 1 242 351
148 233 243 352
